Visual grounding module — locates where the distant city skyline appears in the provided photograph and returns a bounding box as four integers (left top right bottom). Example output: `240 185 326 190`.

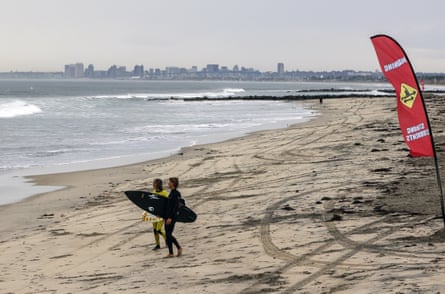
62 61 292 79
9 60 369 74
2 61 391 81
5 60 445 84
1 1 445 73
62 61 284 75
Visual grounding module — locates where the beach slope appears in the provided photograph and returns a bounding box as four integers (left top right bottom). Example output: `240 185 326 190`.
1 96 445 293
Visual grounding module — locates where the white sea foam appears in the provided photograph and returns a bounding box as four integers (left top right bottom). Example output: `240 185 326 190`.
0 100 42 118
128 123 243 136
370 90 387 96
87 88 246 100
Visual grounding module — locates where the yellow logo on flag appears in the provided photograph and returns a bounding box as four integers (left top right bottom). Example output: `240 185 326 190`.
400 83 417 108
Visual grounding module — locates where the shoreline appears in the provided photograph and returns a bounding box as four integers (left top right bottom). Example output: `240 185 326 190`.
0 98 318 207
2 96 445 293
0 147 182 206
0 99 320 234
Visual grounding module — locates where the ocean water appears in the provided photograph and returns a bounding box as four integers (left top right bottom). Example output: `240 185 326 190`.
0 79 391 204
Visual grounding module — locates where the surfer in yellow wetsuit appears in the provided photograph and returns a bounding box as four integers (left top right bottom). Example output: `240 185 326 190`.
148 178 169 250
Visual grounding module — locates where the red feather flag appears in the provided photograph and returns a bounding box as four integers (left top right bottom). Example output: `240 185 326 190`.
371 34 445 226
371 34 434 157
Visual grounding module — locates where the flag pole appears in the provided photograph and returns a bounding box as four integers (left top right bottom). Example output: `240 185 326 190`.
410 70 445 226
433 150 445 227
417 91 445 227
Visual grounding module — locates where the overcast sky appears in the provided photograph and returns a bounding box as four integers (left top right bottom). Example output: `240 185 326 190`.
1 0 445 72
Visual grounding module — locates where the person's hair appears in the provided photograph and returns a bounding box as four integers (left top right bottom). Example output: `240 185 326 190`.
153 178 163 192
169 177 179 189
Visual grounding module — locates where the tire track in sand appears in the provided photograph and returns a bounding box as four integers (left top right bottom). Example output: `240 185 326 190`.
244 186 440 293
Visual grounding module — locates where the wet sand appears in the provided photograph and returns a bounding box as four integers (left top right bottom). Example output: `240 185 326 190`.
1 96 445 293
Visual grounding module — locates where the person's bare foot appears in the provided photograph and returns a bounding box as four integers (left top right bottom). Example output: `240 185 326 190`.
164 254 174 258
177 247 183 257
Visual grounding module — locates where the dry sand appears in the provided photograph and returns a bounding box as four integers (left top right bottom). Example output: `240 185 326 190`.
1 96 445 293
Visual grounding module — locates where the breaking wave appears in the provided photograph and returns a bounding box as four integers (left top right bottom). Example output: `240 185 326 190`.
87 88 246 100
0 100 42 118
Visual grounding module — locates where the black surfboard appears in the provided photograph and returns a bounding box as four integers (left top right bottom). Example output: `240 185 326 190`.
125 190 197 223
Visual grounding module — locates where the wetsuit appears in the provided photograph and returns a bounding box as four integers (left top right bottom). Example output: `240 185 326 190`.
164 189 181 255
151 189 169 247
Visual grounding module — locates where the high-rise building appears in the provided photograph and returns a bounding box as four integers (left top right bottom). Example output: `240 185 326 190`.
117 66 127 77
64 64 75 78
206 64 219 73
133 64 144 78
108 65 117 79
277 62 284 74
64 63 84 78
74 63 84 78
85 64 94 78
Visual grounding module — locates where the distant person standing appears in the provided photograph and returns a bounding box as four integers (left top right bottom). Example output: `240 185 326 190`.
164 177 183 258
149 179 168 250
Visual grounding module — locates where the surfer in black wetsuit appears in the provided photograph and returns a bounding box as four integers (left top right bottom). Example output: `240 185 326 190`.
164 177 183 258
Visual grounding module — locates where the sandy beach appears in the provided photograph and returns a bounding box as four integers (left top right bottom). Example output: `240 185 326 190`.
1 96 445 293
